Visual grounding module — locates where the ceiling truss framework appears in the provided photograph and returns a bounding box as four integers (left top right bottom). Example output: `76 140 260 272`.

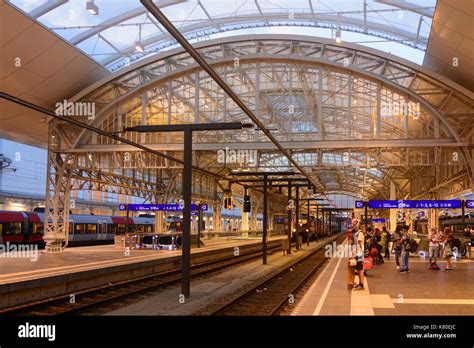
45 37 472 228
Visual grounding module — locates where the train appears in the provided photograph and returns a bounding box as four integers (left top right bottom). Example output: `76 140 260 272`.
0 210 157 247
274 213 349 241
0 209 254 248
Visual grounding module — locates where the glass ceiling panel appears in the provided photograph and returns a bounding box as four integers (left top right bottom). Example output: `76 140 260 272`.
8 0 436 72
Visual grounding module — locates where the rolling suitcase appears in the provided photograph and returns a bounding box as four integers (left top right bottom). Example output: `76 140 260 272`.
430 261 440 270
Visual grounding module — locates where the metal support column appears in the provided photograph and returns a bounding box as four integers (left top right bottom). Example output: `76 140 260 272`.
287 182 292 255
307 201 310 246
182 128 192 297
197 203 202 248
364 201 369 227
263 174 268 265
316 205 319 239
295 186 300 250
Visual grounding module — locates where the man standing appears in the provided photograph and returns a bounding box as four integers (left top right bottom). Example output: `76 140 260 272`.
353 225 367 290
392 227 402 269
400 226 411 273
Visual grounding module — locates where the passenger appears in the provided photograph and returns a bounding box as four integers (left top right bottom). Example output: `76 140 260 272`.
353 226 367 290
391 227 403 270
373 228 384 264
442 227 454 270
427 227 440 270
349 219 359 245
399 226 411 273
381 226 391 259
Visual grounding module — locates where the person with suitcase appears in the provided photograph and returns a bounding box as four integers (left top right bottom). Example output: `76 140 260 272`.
353 226 367 290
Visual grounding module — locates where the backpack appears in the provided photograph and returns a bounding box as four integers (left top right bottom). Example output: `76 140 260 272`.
408 238 418 253
364 240 371 258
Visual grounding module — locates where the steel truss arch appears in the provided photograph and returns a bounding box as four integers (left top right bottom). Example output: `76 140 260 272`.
59 36 472 201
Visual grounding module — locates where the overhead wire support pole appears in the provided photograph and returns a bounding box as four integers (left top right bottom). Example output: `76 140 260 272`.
263 174 268 265
124 122 247 297
140 0 320 192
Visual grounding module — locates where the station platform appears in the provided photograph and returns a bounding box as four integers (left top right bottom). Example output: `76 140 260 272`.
292 242 474 316
0 236 285 309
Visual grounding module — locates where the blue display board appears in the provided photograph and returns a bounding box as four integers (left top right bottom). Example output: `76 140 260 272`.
119 203 208 212
367 200 462 209
372 218 386 223
355 200 365 208
466 200 474 209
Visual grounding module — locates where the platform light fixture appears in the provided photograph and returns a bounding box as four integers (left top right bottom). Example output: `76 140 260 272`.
86 0 99 15
335 27 342 43
135 41 144 53
135 24 144 53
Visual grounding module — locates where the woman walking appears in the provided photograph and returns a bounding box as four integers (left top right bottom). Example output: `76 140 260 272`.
443 227 454 271
427 227 440 270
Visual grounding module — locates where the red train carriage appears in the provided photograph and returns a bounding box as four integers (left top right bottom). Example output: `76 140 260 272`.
0 211 44 247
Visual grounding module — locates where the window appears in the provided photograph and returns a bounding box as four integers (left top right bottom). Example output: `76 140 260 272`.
118 224 126 234
68 222 73 235
75 224 86 235
32 223 44 235
108 224 118 234
87 224 97 234
5 222 22 235
98 223 107 234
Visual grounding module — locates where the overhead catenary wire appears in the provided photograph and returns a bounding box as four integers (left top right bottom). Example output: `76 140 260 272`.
0 92 225 181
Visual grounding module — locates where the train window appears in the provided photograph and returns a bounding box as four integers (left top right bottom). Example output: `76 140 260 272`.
118 224 126 234
32 223 44 235
129 224 137 233
68 222 73 235
5 222 22 235
108 224 117 234
87 224 97 234
75 224 86 234
98 223 106 234
145 225 152 233
136 225 145 233
0 224 2 236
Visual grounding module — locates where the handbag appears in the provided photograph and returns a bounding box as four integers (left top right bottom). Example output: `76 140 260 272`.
444 244 453 257
363 257 373 270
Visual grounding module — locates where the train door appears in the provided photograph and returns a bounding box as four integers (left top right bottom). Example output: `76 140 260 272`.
68 219 74 242
97 220 107 240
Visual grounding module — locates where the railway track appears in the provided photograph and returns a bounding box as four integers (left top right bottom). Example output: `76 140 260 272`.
0 243 284 316
209 234 346 316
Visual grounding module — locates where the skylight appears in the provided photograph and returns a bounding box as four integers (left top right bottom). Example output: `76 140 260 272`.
9 0 436 71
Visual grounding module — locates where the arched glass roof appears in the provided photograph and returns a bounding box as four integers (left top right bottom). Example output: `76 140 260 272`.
9 0 436 71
